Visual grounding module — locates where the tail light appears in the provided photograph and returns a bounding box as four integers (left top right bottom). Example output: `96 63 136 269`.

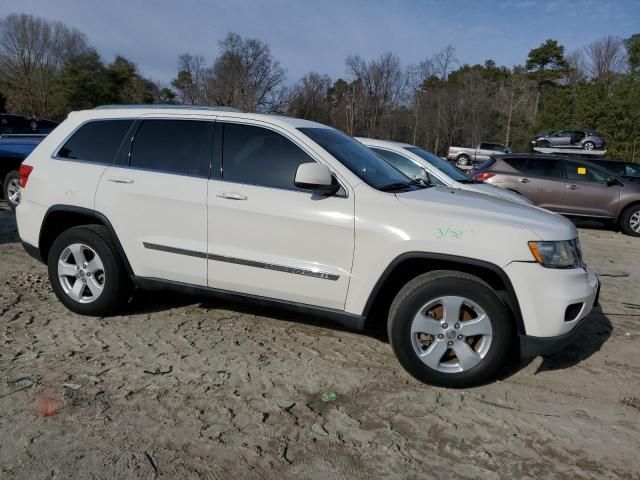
19 164 33 188
474 172 495 182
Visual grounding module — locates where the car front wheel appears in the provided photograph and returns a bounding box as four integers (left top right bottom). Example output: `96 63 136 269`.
620 204 640 237
48 225 131 316
388 270 513 387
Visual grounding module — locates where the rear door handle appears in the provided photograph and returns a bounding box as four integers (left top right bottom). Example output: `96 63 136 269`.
518 178 530 183
108 176 135 184
217 192 247 201
566 184 577 190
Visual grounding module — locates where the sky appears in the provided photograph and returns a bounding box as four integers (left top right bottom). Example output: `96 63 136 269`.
1 0 638 85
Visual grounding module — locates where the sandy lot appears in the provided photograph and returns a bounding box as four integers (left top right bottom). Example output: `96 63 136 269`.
0 202 638 479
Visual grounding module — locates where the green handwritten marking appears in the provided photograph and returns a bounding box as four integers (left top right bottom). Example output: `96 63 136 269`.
436 227 463 239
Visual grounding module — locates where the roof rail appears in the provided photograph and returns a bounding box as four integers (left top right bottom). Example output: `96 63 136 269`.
94 104 244 113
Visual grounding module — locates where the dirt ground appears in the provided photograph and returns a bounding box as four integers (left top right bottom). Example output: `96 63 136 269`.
0 202 638 480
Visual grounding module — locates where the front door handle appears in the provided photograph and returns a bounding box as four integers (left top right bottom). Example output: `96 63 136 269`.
217 192 247 201
108 176 135 184
518 178 530 183
566 184 577 190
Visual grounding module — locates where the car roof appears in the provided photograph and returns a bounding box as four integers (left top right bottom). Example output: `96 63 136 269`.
355 137 414 148
71 104 332 130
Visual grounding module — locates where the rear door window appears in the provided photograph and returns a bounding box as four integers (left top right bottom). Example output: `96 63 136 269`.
57 120 133 164
502 157 527 171
520 158 563 178
129 120 213 177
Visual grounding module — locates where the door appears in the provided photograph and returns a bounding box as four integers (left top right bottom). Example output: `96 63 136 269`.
549 131 572 147
511 157 565 210
95 118 213 286
561 160 621 217
207 121 355 310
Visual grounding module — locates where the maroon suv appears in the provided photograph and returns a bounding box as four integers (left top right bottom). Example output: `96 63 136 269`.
472 154 640 236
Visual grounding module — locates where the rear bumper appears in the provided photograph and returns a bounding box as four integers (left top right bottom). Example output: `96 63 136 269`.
519 281 600 358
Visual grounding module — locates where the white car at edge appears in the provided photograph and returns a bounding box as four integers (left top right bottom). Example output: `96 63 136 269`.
357 137 533 205
16 105 599 387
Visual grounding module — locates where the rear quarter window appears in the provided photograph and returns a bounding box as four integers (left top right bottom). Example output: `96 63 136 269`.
502 157 527 171
57 120 133 165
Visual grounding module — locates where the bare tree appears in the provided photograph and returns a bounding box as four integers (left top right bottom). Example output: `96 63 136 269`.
0 13 87 117
171 54 208 104
288 72 332 123
565 49 588 86
207 32 286 112
584 36 627 87
434 45 457 80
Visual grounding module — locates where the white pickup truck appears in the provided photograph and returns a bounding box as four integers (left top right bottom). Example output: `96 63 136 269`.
447 142 511 169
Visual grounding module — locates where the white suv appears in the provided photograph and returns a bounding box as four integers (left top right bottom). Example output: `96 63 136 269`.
357 138 532 205
16 106 600 387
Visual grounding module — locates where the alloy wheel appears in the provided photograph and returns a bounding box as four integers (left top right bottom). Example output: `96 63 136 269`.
410 295 493 373
7 177 21 206
57 243 106 304
630 211 640 234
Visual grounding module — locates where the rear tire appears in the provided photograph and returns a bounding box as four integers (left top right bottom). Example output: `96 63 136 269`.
619 204 640 237
456 154 470 167
2 170 21 210
582 141 595 150
47 225 132 315
388 270 513 388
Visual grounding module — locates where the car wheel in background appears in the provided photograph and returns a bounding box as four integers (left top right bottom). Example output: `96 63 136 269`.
583 141 595 150
537 140 550 148
2 170 21 210
388 270 513 388
620 204 640 237
47 225 132 315
456 154 470 167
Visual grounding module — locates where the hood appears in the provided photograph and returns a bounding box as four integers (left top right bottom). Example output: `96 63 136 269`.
395 186 576 241
462 183 532 205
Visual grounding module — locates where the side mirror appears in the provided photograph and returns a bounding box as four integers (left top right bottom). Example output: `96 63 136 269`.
295 163 340 195
605 177 618 187
415 171 431 184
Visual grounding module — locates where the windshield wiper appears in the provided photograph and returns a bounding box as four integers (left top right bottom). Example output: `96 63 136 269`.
379 178 429 191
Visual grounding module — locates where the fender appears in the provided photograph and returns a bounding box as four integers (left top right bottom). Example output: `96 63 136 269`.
40 204 135 277
362 251 526 335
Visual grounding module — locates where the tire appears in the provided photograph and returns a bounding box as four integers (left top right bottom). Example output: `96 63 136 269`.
47 225 132 316
2 170 21 210
619 204 640 237
582 141 595 150
388 270 513 388
537 140 550 148
456 154 470 167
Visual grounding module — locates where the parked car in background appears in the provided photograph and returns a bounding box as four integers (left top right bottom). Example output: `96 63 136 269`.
0 114 59 210
1 134 49 209
447 142 511 169
472 153 640 236
358 138 532 205
16 105 599 387
531 130 605 151
587 159 640 183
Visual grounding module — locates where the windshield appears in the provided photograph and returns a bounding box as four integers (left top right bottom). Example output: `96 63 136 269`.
299 128 413 190
404 147 472 182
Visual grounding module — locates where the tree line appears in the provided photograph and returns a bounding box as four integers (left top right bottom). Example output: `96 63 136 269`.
1 13 638 160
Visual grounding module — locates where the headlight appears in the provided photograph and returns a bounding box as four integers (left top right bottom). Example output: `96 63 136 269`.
528 239 583 269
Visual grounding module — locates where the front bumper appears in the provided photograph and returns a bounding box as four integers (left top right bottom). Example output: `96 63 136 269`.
519 281 600 358
505 261 599 355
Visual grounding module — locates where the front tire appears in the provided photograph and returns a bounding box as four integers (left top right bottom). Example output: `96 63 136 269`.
537 140 550 148
388 271 513 388
620 204 640 237
2 170 21 210
456 154 470 167
47 225 131 316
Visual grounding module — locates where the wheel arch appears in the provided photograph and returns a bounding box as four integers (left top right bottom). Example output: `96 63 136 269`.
39 205 134 277
362 252 525 335
618 200 640 222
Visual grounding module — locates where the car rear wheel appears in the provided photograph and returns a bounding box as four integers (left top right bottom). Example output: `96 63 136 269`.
456 154 470 167
388 270 513 388
48 225 132 315
620 204 640 237
2 170 21 210
582 141 595 150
